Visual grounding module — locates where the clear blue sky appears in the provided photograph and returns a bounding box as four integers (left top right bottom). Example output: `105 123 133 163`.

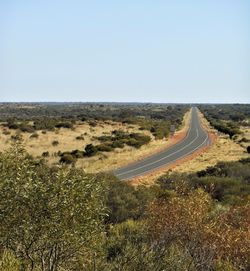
0 0 249 103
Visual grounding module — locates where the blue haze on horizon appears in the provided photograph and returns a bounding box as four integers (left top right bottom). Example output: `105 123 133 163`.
0 0 249 103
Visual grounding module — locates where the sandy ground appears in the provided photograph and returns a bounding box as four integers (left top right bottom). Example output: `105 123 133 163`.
0 109 191 173
0 120 142 162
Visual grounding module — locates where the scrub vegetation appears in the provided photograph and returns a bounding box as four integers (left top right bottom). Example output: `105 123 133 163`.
0 103 188 171
0 103 250 271
0 143 249 271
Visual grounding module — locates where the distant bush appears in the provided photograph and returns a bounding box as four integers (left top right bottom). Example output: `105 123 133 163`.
126 133 151 148
19 124 35 133
2 129 11 135
97 130 151 150
84 144 98 157
42 151 49 157
97 144 113 152
52 140 59 146
111 140 124 148
89 121 97 127
30 132 39 139
59 154 76 164
55 122 73 129
71 149 84 158
76 135 84 140
239 137 250 143
11 133 23 141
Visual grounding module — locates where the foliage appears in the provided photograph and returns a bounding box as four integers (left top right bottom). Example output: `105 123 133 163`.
199 104 250 138
0 143 108 271
0 138 249 270
59 153 76 164
148 189 250 270
105 178 155 224
84 143 98 157
0 250 21 271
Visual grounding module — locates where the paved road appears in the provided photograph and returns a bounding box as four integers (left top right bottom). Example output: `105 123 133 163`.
114 107 209 180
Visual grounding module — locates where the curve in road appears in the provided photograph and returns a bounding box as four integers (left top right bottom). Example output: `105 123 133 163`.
114 107 209 180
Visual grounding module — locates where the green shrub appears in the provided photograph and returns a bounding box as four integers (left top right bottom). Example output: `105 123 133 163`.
105 178 155 224
0 250 20 271
126 133 151 148
97 144 113 152
84 144 98 157
0 144 107 270
112 140 125 148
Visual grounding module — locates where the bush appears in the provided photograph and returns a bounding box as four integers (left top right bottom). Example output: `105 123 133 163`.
30 132 39 139
247 146 250 154
84 144 98 157
111 140 125 149
105 178 155 224
59 154 76 164
2 129 11 135
126 133 151 148
52 140 59 146
89 121 97 127
71 149 84 158
0 144 107 270
19 123 35 133
97 144 113 152
76 135 84 140
42 151 49 157
55 122 73 129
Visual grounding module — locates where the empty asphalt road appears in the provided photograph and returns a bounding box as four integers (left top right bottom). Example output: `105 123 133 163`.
114 107 209 180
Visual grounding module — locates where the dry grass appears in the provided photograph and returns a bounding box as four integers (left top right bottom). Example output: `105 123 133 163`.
236 126 250 149
0 121 142 165
76 108 192 173
0 109 192 174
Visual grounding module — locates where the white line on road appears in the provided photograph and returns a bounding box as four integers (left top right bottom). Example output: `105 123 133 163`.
120 132 209 180
117 128 199 177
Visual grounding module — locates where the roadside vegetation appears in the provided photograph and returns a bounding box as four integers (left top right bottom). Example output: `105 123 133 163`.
0 142 249 271
199 104 250 150
0 103 188 170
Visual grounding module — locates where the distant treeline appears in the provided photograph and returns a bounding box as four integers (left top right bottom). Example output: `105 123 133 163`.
198 104 250 138
1 103 189 139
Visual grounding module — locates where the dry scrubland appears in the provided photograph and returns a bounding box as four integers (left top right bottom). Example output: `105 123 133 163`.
0 109 190 173
0 121 142 164
0 108 248 177
77 109 191 173
172 110 248 173
130 110 249 186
